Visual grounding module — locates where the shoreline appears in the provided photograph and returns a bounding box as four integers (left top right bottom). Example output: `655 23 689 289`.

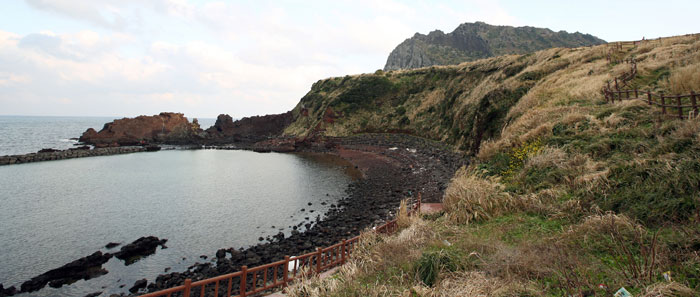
136 134 465 295
1 134 466 296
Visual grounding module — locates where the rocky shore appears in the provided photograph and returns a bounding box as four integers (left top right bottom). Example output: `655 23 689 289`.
2 120 465 296
0 146 147 166
131 133 465 296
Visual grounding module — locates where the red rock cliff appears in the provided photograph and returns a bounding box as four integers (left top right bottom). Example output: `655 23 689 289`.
205 111 294 142
80 112 202 145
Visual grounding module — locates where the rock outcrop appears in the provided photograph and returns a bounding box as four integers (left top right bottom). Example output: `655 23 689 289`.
384 21 605 70
0 146 145 166
19 251 112 293
79 112 203 146
205 111 294 143
113 236 168 265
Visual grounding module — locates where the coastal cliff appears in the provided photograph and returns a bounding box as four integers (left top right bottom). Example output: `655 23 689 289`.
383 21 605 70
79 112 202 146
205 111 294 143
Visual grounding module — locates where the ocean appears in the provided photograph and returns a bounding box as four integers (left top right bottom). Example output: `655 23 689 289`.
0 115 216 156
0 116 353 296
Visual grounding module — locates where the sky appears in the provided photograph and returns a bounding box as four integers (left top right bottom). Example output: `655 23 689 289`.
0 0 698 119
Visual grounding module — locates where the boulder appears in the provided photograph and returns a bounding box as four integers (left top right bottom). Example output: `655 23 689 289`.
114 236 168 265
129 279 147 293
105 242 121 249
19 251 112 293
0 284 18 297
38 148 60 153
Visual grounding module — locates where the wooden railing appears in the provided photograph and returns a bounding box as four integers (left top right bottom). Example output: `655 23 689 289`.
601 48 699 120
139 195 420 297
604 88 699 119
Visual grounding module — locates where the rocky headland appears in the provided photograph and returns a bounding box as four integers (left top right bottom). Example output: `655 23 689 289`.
384 21 605 70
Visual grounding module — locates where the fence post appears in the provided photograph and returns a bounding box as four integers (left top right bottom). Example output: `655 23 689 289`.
615 78 619 90
240 266 248 297
660 92 666 115
677 95 683 119
316 248 322 274
692 91 698 118
341 240 347 264
283 256 290 288
183 279 192 297
634 89 638 98
647 91 652 105
611 90 615 103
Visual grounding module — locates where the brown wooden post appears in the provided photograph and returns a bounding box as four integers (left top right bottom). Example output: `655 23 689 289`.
615 78 619 90
316 248 322 274
677 95 683 119
634 89 638 98
691 91 698 118
341 240 347 264
283 256 290 288
240 266 248 297
183 279 192 297
647 91 652 105
611 90 615 103
660 92 666 114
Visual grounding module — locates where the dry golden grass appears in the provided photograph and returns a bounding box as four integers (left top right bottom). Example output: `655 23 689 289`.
443 166 513 224
523 146 567 169
286 218 435 297
640 281 697 297
667 63 700 94
412 271 538 297
397 199 411 229
669 116 700 140
561 213 639 242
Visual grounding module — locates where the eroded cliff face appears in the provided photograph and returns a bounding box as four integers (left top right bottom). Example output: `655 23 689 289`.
79 112 203 146
285 44 607 154
205 112 294 143
384 21 605 70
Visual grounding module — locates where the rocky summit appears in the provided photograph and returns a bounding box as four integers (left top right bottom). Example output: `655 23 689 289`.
384 21 605 70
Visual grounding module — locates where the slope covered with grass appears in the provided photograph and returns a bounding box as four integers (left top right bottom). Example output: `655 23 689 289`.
285 34 700 296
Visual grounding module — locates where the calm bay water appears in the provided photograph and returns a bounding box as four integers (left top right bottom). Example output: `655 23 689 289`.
0 119 354 297
0 115 216 156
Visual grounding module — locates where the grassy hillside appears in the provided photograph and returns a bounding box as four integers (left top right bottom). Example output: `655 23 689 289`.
286 34 700 296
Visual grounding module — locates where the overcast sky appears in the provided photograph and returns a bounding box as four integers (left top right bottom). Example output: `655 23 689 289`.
1 0 698 119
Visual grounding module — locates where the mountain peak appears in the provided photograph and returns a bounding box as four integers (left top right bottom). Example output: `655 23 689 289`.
384 22 605 71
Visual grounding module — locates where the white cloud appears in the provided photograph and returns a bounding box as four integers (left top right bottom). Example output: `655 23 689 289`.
5 0 522 118
0 72 31 87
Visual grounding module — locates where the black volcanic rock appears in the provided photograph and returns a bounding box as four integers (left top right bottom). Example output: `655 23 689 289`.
129 279 147 293
384 21 605 70
0 284 18 297
113 236 167 265
105 242 121 249
19 251 112 293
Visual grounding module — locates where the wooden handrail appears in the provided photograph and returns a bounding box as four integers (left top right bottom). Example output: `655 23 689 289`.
138 198 420 297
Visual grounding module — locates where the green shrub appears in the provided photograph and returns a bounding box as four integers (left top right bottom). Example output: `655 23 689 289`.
414 250 459 287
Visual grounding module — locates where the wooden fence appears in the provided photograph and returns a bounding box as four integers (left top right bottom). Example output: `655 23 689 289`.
139 196 421 297
604 88 699 120
601 51 699 120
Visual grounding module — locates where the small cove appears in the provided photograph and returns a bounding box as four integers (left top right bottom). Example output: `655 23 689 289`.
0 150 356 296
